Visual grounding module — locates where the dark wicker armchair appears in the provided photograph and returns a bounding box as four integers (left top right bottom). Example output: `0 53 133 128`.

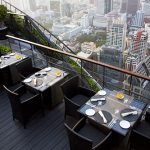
16 57 40 79
61 76 96 119
130 108 150 150
65 118 113 150
3 85 44 128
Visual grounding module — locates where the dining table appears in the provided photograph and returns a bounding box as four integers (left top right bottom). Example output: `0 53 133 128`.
22 66 68 108
0 52 28 85
78 89 147 136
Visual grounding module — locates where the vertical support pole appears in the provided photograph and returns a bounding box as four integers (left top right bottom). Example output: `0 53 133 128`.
129 75 133 95
102 66 105 88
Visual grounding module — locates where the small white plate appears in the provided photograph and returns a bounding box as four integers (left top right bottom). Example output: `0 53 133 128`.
119 120 130 129
24 78 32 83
9 53 16 56
85 109 95 116
44 67 51 72
97 90 106 96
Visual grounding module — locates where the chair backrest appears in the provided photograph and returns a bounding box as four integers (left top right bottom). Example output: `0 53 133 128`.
61 76 79 98
64 123 93 150
3 85 22 117
16 57 33 78
130 129 150 150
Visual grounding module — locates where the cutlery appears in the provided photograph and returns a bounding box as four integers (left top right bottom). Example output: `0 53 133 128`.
121 111 138 117
91 97 106 102
33 78 37 86
99 110 107 124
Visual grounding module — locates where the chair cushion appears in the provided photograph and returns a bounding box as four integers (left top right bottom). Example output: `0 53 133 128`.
20 91 35 103
78 123 106 147
71 94 89 106
135 121 150 138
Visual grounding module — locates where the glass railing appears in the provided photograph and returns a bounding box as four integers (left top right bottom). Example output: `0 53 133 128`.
5 35 150 103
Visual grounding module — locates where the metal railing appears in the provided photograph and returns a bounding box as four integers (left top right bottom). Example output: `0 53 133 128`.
5 35 150 103
1 0 75 54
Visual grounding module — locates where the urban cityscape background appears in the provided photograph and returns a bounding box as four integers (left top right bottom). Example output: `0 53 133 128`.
5 0 150 87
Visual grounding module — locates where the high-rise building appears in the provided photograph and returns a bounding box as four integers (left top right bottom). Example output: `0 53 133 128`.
141 1 150 16
126 0 140 18
131 10 144 28
80 14 90 29
120 0 139 20
95 0 113 15
49 0 64 17
106 19 127 51
125 54 139 71
128 29 148 62
120 0 127 13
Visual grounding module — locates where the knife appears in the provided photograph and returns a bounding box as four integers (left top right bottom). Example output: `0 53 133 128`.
91 98 106 102
99 110 107 124
121 111 138 117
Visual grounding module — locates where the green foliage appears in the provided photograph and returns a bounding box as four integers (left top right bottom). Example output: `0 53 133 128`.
0 5 7 22
68 58 101 92
0 45 11 53
77 31 106 48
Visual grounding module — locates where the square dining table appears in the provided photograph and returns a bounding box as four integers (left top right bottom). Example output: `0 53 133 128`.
79 89 147 136
22 67 68 108
0 52 28 85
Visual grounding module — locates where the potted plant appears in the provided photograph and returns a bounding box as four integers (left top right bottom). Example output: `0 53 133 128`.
0 45 11 56
0 5 8 40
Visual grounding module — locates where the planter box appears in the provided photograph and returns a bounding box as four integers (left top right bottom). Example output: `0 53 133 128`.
0 26 8 40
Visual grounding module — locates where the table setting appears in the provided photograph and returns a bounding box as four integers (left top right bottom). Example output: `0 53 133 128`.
22 67 68 92
0 52 26 68
79 89 147 136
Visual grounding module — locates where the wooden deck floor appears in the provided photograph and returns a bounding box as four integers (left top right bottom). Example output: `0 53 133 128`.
0 90 70 150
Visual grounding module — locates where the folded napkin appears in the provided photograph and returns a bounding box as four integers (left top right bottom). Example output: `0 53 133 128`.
33 78 37 86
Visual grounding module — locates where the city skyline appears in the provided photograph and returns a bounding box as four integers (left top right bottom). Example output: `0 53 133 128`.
4 0 150 78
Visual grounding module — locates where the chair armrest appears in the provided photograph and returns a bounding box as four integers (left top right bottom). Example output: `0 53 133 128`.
14 85 26 95
19 73 26 80
145 108 150 122
93 131 112 150
78 86 96 97
21 93 41 104
73 118 86 132
32 67 41 72
132 129 150 140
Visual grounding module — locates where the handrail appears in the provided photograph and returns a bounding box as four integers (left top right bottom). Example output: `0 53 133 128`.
1 0 75 54
6 34 150 81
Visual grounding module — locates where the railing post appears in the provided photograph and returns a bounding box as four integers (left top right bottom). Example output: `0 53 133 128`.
7 38 12 50
129 75 133 95
81 59 83 79
31 44 36 66
102 66 105 88
18 41 22 53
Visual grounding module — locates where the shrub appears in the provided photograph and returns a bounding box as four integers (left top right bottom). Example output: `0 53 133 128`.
0 45 11 53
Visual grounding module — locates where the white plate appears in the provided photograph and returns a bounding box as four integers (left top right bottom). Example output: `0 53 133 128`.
24 78 32 83
119 120 130 129
85 109 95 116
44 67 51 72
97 90 106 96
9 53 16 56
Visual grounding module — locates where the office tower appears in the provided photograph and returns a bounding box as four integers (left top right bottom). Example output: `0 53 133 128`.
106 19 127 51
120 0 139 19
120 0 127 13
80 14 90 28
141 1 150 16
125 54 139 71
127 0 140 18
95 0 113 15
49 0 64 17
131 10 144 28
129 29 148 63
29 0 36 11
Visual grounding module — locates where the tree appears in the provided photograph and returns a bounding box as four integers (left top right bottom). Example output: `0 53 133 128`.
0 5 7 28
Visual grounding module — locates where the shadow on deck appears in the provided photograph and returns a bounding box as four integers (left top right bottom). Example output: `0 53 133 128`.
0 90 70 150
